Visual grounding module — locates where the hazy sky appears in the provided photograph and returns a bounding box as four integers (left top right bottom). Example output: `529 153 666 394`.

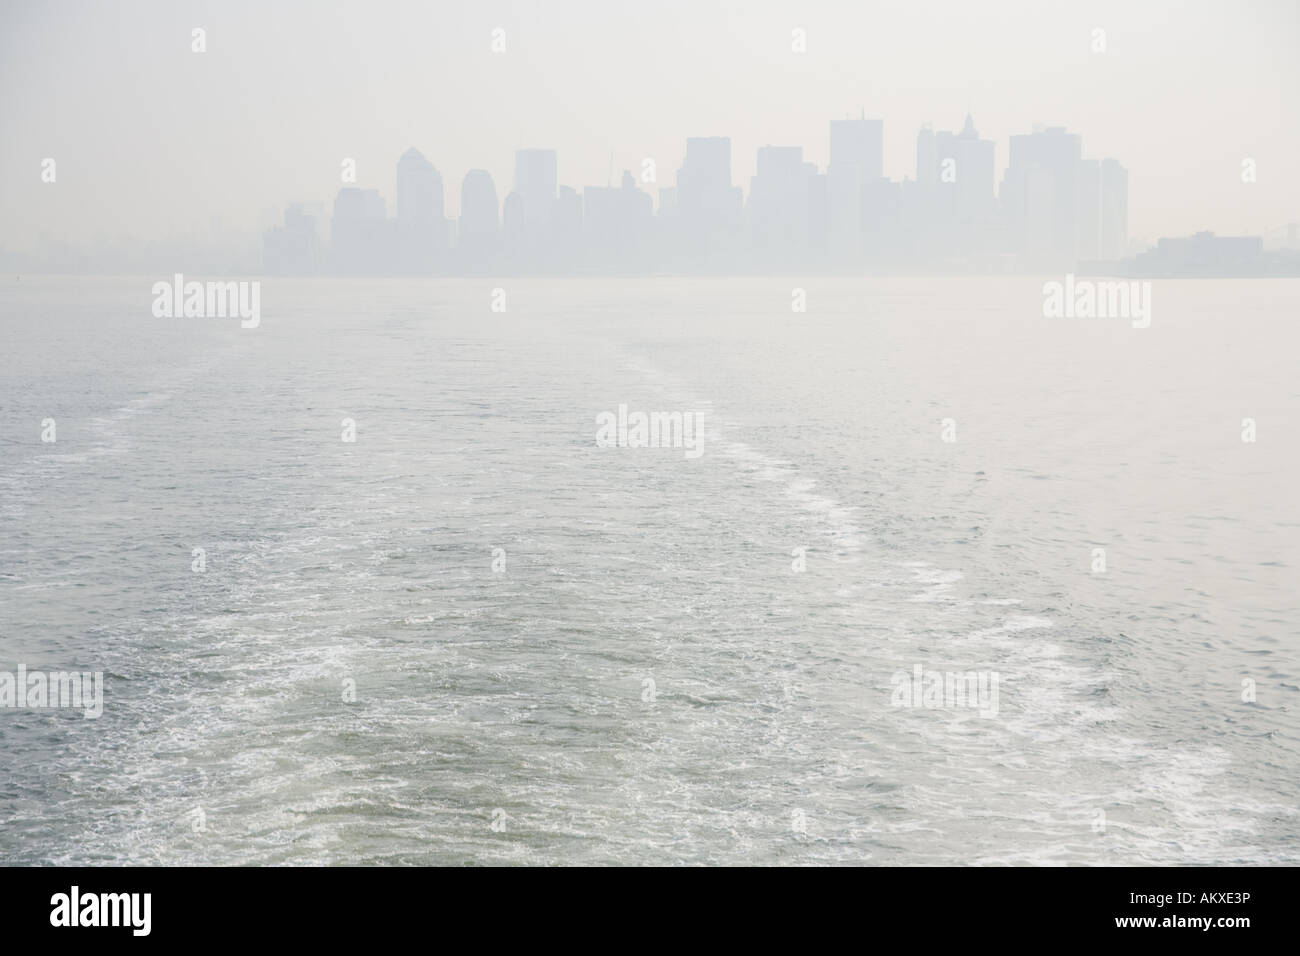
1 0 1296 251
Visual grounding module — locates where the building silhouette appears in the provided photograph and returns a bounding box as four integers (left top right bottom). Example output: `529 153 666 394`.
1100 159 1128 261
514 149 558 230
582 170 653 272
912 115 997 263
457 169 500 273
749 146 816 266
330 187 391 274
826 113 884 263
1130 232 1265 275
395 148 448 274
673 137 743 270
1001 126 1082 268
263 202 323 275
248 117 1203 277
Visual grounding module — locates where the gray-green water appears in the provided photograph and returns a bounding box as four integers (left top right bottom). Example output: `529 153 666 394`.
1 276 1296 864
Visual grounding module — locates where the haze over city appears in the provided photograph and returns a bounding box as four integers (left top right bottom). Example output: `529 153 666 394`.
2 0 1297 267
2 0 1299 897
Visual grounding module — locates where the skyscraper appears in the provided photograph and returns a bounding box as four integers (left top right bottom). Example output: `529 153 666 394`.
582 170 652 270
945 115 995 225
514 149 558 229
826 114 883 263
459 169 500 240
396 148 445 225
457 169 500 272
331 186 390 274
1073 156 1126 262
1001 126 1083 266
672 137 743 269
749 145 816 258
263 202 323 275
676 137 740 224
830 113 884 179
916 125 937 186
1100 159 1128 260
395 147 447 272
1077 159 1102 260
919 116 996 222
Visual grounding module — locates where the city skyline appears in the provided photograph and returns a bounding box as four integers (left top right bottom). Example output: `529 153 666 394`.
261 112 1140 276
199 115 1300 276
3 0 1299 888
13 103 1300 276
3 0 1298 263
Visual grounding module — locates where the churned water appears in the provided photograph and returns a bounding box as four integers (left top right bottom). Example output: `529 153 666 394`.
0 275 1296 864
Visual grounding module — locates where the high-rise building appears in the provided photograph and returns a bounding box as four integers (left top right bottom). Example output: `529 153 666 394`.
671 136 743 270
1075 157 1127 262
830 114 883 179
675 137 742 225
1077 159 1101 260
1100 159 1128 261
824 114 883 262
395 148 447 272
916 125 937 186
910 116 996 262
502 191 525 235
514 149 558 229
943 115 995 224
459 169 500 240
582 170 653 270
331 187 391 274
263 202 323 275
918 116 996 221
1001 126 1083 265
457 169 500 272
749 145 816 256
396 148 444 225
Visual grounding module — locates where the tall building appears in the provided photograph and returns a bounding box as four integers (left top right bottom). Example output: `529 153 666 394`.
396 148 445 225
459 170 500 240
331 187 390 274
675 137 742 226
672 137 743 269
583 170 652 269
514 149 558 229
1077 159 1102 260
941 115 995 225
861 177 903 261
263 202 323 275
552 184 582 257
1075 157 1127 262
916 125 937 186
395 148 447 272
457 169 500 272
502 191 525 236
830 113 883 179
825 114 883 262
911 116 996 262
919 115 996 220
1001 126 1083 266
749 145 816 257
1100 159 1128 261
